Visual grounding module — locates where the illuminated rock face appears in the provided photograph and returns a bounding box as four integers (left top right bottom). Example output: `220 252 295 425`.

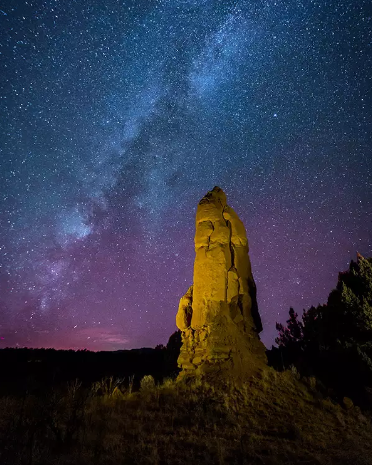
176 187 267 381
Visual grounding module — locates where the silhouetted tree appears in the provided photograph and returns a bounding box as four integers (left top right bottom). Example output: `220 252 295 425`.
276 308 304 350
275 255 372 403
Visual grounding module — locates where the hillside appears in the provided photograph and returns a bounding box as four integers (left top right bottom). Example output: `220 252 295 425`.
1 367 371 465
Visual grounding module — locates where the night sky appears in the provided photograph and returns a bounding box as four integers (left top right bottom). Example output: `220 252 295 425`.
1 0 371 351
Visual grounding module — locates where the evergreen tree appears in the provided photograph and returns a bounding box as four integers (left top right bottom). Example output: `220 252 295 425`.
327 254 372 343
275 308 304 349
275 255 372 401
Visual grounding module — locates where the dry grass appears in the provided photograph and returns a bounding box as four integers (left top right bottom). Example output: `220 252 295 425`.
0 368 371 465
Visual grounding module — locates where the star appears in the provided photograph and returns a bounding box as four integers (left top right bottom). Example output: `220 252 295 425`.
0 0 371 351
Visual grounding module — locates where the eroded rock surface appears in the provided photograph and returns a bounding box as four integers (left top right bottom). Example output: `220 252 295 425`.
176 187 267 381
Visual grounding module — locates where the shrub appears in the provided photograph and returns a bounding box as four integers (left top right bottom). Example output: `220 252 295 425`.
140 375 156 391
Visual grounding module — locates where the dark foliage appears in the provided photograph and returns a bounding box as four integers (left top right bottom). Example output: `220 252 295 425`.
272 255 372 405
0 332 181 397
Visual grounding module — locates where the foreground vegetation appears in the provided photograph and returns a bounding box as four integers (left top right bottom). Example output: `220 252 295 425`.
1 369 372 465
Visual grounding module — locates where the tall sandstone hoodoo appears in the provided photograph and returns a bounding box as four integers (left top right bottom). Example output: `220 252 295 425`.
176 187 267 381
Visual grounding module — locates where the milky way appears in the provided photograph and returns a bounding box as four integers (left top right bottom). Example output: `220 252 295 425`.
1 0 371 350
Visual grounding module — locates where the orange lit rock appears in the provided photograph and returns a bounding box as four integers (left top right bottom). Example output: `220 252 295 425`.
176 186 267 381
176 286 193 331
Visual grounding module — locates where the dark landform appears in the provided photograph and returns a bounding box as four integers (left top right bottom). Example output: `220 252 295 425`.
0 331 181 396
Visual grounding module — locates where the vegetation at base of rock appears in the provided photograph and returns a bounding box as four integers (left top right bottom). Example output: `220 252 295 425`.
1 370 372 465
140 374 156 390
274 255 372 405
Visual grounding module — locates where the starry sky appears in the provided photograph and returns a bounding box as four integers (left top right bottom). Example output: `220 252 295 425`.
1 0 371 351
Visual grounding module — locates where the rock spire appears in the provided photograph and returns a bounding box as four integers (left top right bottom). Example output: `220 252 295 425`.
176 187 267 381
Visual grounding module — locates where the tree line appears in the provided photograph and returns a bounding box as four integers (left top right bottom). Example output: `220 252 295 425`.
271 254 372 406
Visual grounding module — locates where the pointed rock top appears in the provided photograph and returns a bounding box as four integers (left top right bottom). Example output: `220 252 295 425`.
198 186 227 208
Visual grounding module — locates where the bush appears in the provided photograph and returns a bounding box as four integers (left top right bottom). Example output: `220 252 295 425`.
140 375 156 391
